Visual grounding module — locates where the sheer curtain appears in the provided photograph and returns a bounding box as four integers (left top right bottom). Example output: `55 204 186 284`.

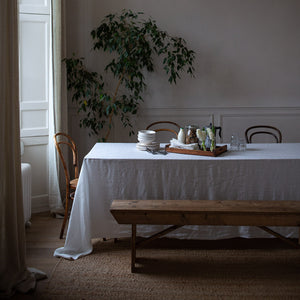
0 0 36 296
48 0 68 213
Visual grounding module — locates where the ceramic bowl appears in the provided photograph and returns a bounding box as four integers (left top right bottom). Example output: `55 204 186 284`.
138 130 156 137
137 130 156 144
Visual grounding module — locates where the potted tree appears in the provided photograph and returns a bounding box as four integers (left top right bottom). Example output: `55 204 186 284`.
64 9 195 141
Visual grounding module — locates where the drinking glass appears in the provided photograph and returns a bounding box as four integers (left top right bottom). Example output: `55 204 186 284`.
230 134 239 151
238 138 246 151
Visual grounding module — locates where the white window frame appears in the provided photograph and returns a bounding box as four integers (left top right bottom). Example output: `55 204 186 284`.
18 0 52 138
19 0 50 15
18 0 53 213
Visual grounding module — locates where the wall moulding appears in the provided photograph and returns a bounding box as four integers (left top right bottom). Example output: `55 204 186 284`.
134 106 300 143
31 194 49 213
69 105 300 145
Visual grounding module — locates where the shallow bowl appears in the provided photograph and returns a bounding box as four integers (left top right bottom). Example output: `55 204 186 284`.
138 130 156 137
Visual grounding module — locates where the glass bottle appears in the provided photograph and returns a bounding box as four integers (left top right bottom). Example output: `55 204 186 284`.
177 128 186 144
185 125 198 144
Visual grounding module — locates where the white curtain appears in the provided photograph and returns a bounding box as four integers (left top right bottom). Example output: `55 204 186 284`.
0 0 36 296
48 0 68 213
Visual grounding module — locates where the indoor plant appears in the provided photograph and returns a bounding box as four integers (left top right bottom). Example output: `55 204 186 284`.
64 9 195 141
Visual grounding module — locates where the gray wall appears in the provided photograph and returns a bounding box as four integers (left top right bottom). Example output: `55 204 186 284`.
66 0 300 161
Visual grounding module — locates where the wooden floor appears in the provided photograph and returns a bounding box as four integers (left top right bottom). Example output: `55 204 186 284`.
12 212 65 299
11 212 297 298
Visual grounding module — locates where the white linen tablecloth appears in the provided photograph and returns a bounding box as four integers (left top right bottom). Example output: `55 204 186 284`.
54 143 300 259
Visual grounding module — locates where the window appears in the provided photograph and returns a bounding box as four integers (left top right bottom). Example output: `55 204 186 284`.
18 0 52 212
19 0 51 138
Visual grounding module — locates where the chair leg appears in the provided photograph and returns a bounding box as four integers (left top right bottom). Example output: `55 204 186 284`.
59 195 69 239
102 238 118 242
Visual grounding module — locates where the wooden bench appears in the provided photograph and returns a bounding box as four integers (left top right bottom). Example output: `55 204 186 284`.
110 199 300 272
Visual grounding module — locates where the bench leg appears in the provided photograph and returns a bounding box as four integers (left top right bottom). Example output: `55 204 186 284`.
131 224 136 273
258 226 300 249
137 225 182 248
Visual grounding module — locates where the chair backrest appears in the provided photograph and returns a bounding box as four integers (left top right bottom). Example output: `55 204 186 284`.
146 121 181 139
245 125 282 143
54 133 79 185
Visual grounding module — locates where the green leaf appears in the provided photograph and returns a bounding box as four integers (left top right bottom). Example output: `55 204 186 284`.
64 9 195 141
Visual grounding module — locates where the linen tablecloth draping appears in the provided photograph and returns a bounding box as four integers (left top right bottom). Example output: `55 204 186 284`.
54 143 300 260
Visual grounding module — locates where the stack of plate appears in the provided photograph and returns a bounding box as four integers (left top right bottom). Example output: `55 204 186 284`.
136 130 159 151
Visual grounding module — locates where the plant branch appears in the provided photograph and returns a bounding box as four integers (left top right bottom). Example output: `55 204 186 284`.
65 9 195 141
104 71 125 141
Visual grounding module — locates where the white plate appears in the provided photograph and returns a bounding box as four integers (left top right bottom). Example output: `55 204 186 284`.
137 137 156 144
136 142 159 151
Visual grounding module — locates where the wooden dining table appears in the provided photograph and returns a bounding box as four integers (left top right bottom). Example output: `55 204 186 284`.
54 142 300 260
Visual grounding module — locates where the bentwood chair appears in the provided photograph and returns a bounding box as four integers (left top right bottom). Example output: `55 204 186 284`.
146 121 181 140
245 125 282 143
54 133 79 239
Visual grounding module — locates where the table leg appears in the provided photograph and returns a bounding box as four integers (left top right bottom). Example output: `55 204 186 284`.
131 224 136 272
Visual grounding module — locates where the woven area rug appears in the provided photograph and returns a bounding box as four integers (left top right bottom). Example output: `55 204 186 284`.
44 238 300 300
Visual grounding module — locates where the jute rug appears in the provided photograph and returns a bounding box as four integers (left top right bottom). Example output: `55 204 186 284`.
44 238 300 300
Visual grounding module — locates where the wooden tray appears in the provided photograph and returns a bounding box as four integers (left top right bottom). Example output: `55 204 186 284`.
165 144 227 157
